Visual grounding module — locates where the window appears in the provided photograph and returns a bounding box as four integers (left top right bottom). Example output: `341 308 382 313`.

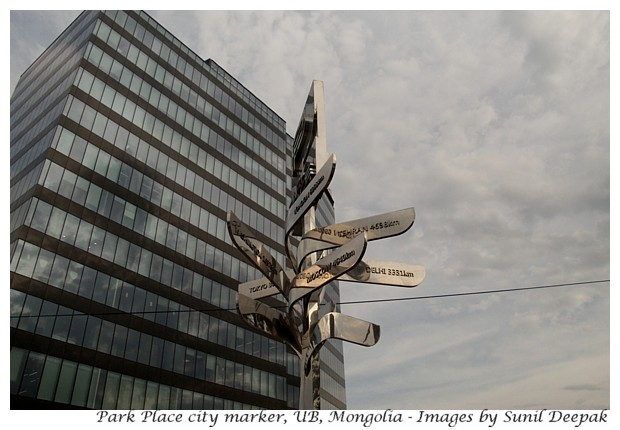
131 378 146 410
71 364 93 407
137 333 153 365
67 314 87 346
101 372 120 409
37 356 61 401
64 260 84 294
54 360 77 404
55 127 75 155
83 317 101 350
19 351 45 398
74 220 93 251
15 242 39 279
58 169 77 199
35 301 57 337
111 325 128 357
29 199 52 232
48 254 69 289
51 306 72 342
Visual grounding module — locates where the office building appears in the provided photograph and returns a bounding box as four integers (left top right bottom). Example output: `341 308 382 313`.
10 10 346 409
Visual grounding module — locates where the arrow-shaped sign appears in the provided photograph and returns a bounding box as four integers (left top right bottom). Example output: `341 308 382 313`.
305 311 380 373
297 207 415 269
238 269 296 300
286 153 336 236
237 293 302 356
227 211 289 295
288 232 367 309
340 260 426 287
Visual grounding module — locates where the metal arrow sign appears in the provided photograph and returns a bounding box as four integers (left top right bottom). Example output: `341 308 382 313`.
311 312 380 349
285 153 336 236
238 269 296 299
296 207 416 268
305 312 380 373
288 232 367 309
340 260 426 287
237 293 302 355
227 211 289 295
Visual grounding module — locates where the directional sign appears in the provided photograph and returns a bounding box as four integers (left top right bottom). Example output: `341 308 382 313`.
296 207 416 268
238 269 296 300
227 211 289 294
286 153 336 236
288 232 367 308
237 293 302 355
305 312 380 373
312 312 380 348
340 260 426 287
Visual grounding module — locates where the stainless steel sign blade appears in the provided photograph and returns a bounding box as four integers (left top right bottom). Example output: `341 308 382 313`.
312 312 380 348
340 260 426 287
305 312 380 373
288 232 367 307
286 153 336 236
238 269 296 299
297 207 416 266
227 211 289 294
237 293 302 355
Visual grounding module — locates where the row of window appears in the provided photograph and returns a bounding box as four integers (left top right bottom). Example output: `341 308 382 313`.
10 236 290 367
91 19 286 171
11 347 278 409
77 55 285 201
39 159 268 283
106 10 286 137
50 121 286 263
63 84 286 228
11 11 95 114
38 150 282 284
11 69 78 162
11 201 284 363
207 56 286 136
9 161 45 206
10 88 68 171
10 199 30 235
319 370 346 406
11 237 218 339
21 185 262 308
10 128 55 183
11 289 288 402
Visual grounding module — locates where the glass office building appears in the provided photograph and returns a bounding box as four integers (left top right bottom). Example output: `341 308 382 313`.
10 10 346 409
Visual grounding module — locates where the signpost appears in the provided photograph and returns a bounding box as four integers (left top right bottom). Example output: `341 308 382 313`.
228 211 290 295
288 232 367 308
296 207 416 271
228 81 426 409
340 260 426 287
286 153 337 236
285 153 337 268
238 269 296 299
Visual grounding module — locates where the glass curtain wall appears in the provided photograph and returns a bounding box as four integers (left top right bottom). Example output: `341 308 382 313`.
10 10 298 409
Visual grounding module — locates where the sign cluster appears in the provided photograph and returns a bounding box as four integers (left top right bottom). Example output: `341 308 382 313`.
227 154 425 363
227 81 425 408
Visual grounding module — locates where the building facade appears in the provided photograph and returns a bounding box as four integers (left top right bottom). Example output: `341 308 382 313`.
10 10 345 409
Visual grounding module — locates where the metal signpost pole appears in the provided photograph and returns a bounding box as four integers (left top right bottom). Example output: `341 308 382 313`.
300 80 326 410
300 206 319 409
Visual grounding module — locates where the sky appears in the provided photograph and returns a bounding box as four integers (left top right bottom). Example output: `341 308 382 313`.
8 5 613 411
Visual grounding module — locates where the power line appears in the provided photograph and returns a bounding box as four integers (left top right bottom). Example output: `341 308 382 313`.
338 279 610 306
11 279 609 319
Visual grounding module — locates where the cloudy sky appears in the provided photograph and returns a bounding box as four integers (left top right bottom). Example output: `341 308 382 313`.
9 6 612 411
